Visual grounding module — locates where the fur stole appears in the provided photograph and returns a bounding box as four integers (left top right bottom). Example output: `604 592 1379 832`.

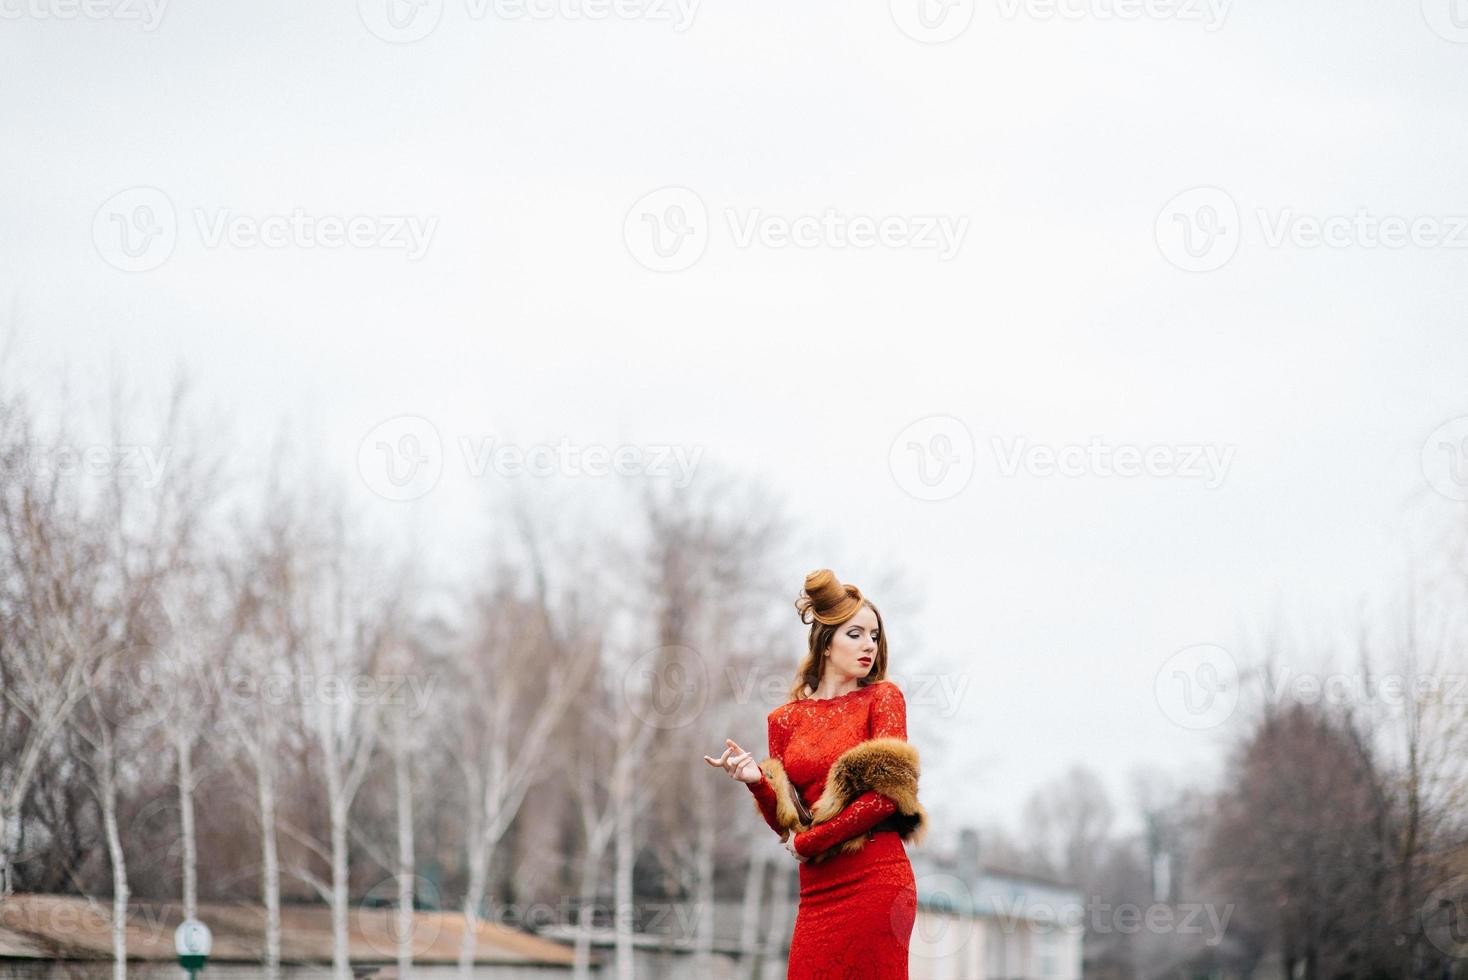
755 737 928 864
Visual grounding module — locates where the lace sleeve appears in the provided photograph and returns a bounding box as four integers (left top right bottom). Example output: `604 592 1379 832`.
792 790 898 857
747 709 788 836
869 679 908 740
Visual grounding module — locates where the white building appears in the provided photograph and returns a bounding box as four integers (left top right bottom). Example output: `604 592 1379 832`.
0 893 593 979
908 834 1085 980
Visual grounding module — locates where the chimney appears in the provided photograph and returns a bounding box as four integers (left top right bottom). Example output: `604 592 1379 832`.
958 827 981 880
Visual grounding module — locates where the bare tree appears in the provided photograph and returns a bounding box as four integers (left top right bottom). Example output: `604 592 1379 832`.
0 372 217 980
1351 576 1468 975
219 629 291 980
143 413 226 925
158 582 228 926
282 508 407 980
736 829 770 980
379 614 448 980
216 482 312 980
1203 693 1399 979
563 667 658 980
447 546 599 980
0 392 111 896
759 861 795 980
72 674 133 980
1022 763 1116 891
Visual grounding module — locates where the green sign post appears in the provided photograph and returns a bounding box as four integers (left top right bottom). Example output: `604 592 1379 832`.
174 919 212 979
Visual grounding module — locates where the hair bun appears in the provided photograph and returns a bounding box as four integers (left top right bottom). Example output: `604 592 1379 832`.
795 568 864 626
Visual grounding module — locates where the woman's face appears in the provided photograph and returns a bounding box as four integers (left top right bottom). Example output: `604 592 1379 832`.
826 604 879 679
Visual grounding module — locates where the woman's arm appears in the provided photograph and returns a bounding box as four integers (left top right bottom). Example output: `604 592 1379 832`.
791 682 908 858
747 711 789 836
792 790 898 857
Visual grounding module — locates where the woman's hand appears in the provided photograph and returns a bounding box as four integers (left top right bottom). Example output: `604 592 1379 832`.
784 834 809 863
703 738 761 784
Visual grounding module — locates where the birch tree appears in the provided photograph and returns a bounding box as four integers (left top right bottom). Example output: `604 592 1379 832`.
136 516 234 923
159 585 226 925
216 488 312 980
449 566 598 979
633 477 788 978
286 509 406 980
219 629 291 980
388 700 419 979
563 660 662 980
0 393 110 896
759 861 794 980
379 619 447 980
736 830 769 980
72 672 133 980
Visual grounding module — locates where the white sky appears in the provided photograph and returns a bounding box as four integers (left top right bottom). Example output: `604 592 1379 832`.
4 0 1468 847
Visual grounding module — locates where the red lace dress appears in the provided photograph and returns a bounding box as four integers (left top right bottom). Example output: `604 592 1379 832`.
747 680 918 979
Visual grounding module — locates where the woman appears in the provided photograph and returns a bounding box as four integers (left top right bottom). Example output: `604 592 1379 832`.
703 569 928 979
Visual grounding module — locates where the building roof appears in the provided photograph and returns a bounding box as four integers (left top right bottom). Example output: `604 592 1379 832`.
910 853 1085 925
0 893 596 967
0 923 52 959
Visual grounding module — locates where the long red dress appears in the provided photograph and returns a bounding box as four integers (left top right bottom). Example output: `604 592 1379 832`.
747 680 918 979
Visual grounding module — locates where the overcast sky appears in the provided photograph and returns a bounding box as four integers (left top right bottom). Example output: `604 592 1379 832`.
4 0 1468 846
